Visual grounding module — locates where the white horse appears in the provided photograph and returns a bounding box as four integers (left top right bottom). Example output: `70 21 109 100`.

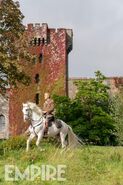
22 102 82 151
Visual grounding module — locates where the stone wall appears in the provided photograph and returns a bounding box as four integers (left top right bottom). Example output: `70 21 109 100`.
0 95 9 139
68 77 123 99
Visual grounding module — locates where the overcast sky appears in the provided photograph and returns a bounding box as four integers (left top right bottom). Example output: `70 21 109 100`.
18 0 123 77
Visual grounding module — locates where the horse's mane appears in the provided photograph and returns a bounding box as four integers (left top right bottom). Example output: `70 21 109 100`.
27 102 43 116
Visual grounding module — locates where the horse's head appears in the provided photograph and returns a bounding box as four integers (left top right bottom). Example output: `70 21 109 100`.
22 103 32 122
22 102 43 122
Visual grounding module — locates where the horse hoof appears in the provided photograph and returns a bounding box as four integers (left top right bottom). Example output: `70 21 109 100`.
60 148 66 154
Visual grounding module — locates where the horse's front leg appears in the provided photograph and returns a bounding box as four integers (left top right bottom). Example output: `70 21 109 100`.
24 127 30 136
36 130 45 151
26 134 35 152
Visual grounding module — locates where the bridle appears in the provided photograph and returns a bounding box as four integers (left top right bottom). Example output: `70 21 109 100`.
24 107 43 137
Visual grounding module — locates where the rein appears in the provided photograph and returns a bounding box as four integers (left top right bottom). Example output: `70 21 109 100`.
30 117 43 128
29 117 42 137
27 108 43 137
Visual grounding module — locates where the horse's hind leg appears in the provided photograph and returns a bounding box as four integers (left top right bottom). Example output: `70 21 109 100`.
60 131 67 149
26 134 35 152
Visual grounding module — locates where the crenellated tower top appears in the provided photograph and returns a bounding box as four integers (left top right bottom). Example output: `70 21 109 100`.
26 23 73 53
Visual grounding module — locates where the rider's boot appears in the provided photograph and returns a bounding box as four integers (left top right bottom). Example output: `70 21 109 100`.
44 122 48 136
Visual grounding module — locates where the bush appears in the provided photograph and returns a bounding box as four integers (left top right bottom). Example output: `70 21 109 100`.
0 136 60 154
0 136 27 151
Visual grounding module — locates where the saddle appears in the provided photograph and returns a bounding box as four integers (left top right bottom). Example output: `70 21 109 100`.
54 119 62 129
44 118 62 136
46 118 62 129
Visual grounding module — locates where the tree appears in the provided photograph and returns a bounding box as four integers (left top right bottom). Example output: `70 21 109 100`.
53 95 83 123
74 71 117 145
113 90 123 145
53 71 118 145
0 0 30 94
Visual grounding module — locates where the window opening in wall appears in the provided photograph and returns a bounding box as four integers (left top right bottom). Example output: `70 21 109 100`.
42 38 45 44
39 53 43 63
38 38 41 46
35 74 40 83
34 38 37 45
35 93 39 105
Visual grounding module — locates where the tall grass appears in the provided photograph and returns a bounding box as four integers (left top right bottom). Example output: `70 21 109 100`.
0 138 123 184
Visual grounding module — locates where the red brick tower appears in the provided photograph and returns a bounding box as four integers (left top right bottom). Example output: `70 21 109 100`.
9 23 73 136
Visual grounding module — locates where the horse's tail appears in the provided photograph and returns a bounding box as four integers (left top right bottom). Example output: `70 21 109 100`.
67 126 83 148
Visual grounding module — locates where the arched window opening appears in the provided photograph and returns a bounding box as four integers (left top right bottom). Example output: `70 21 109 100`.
0 115 5 131
35 93 40 105
38 38 41 46
34 38 37 45
42 38 45 44
39 53 43 63
35 74 40 83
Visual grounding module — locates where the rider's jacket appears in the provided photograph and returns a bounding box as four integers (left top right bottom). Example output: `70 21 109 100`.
43 98 54 114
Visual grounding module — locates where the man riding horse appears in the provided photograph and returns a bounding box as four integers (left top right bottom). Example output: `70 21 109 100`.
22 94 82 151
42 92 55 134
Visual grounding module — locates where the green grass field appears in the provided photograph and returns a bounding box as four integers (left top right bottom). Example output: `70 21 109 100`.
0 142 123 185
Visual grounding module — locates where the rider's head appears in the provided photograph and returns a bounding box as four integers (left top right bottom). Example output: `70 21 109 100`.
44 92 50 100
